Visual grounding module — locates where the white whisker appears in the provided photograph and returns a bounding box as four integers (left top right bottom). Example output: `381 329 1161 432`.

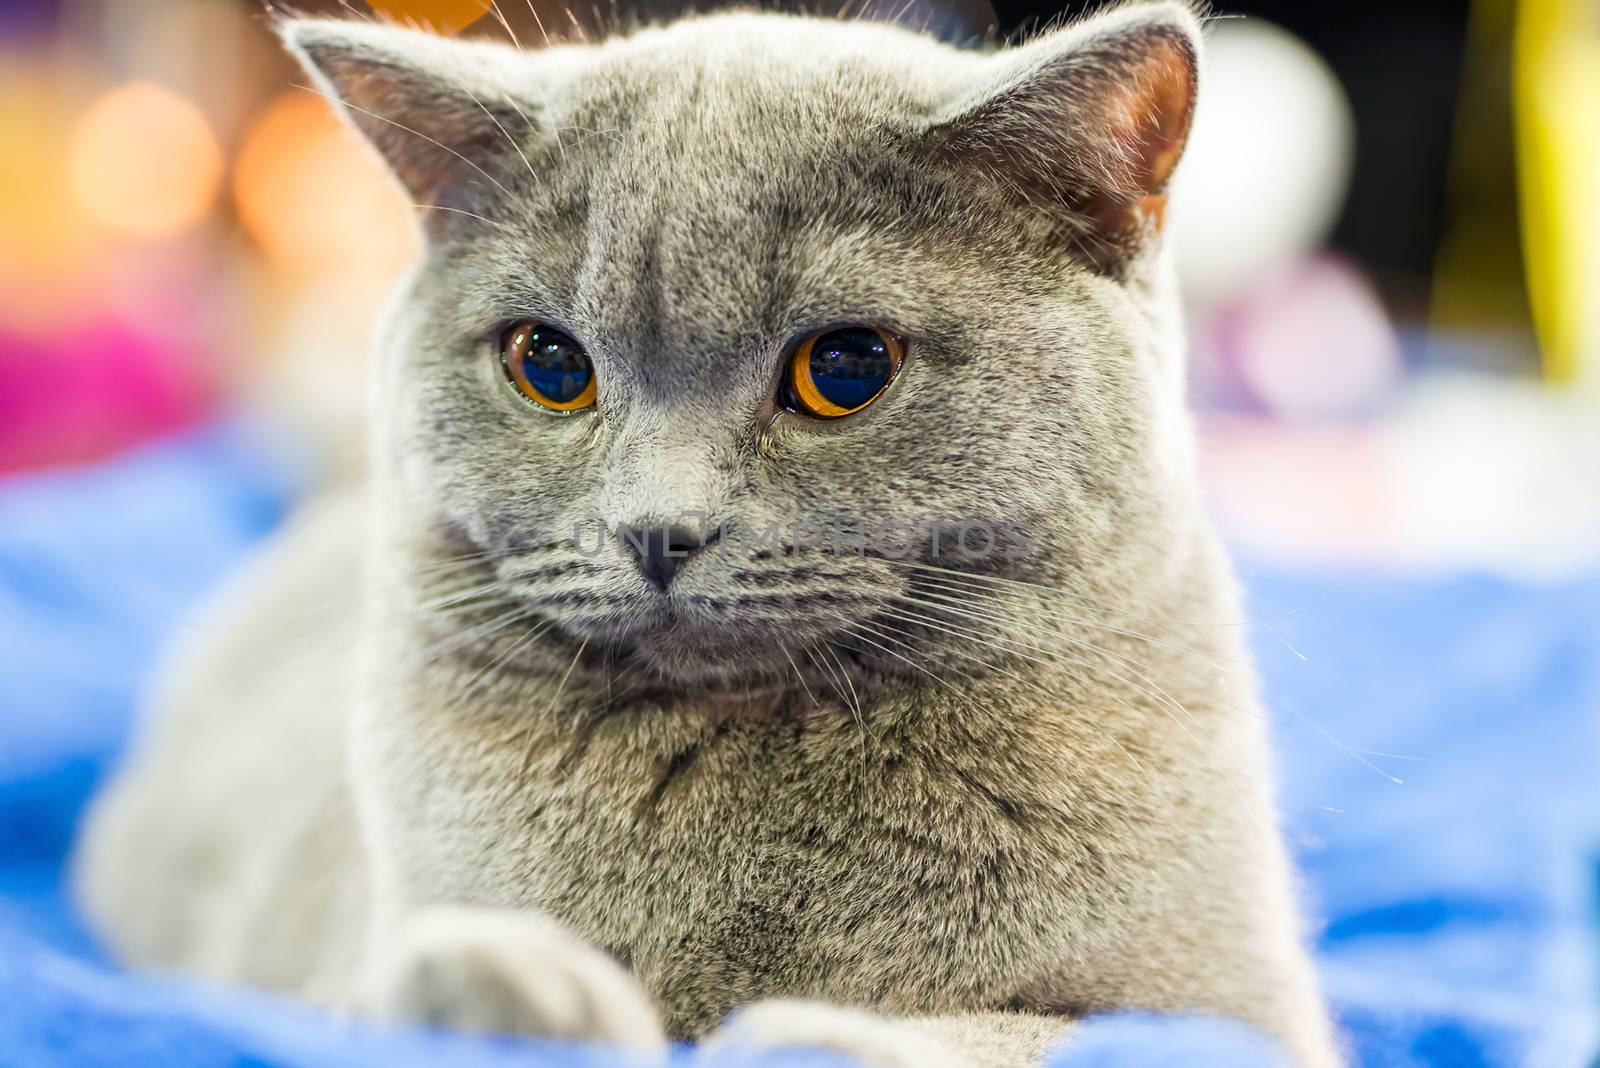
295 84 516 201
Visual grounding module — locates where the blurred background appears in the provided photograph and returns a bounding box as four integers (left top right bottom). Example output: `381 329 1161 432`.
1 4 1597 1065
1 0 1596 577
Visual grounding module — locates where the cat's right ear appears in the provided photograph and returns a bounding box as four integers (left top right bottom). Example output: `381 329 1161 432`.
278 19 545 212
922 1 1201 274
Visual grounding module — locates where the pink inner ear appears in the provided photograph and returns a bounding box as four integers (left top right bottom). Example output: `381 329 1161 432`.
1115 37 1197 201
1126 35 1203 198
1082 36 1194 241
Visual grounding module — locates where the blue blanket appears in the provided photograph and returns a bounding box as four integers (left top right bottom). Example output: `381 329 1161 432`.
1 425 1596 1067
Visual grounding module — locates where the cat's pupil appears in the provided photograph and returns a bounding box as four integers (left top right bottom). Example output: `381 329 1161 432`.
809 328 892 410
521 327 592 405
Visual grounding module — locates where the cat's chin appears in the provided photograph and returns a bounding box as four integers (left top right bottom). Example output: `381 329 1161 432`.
618 618 829 690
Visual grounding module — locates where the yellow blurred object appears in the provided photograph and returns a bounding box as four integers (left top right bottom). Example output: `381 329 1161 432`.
0 61 98 333
68 82 222 239
1514 0 1600 383
234 91 419 278
1427 0 1537 366
368 0 494 35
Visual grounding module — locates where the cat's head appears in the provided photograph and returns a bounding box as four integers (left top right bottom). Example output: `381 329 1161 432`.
283 4 1203 690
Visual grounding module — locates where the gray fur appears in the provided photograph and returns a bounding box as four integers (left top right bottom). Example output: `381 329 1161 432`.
74 6 1339 1066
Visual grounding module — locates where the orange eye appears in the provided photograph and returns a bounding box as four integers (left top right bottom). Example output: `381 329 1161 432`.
780 327 904 419
501 320 597 414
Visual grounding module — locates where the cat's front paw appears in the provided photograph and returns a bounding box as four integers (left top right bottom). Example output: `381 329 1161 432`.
699 999 972 1068
365 905 665 1052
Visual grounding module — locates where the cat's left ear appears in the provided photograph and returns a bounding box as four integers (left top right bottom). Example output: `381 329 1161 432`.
279 19 550 212
924 1 1200 272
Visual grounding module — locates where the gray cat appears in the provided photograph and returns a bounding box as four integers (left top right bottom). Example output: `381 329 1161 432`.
74 3 1340 1065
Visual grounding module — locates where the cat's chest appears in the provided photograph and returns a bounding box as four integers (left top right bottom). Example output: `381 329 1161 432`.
370 690 1109 1032
488 715 1081 1031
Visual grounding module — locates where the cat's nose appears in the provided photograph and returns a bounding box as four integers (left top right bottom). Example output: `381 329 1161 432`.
617 523 718 590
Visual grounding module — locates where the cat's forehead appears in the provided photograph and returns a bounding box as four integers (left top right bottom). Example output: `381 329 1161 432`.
462 21 999 372
552 15 971 141
585 15 970 91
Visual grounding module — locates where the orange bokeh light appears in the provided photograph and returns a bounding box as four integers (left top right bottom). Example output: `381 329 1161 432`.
0 64 96 332
233 91 418 278
368 0 493 35
68 82 222 239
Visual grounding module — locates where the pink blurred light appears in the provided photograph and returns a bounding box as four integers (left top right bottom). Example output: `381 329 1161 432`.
0 316 216 474
1201 257 1404 420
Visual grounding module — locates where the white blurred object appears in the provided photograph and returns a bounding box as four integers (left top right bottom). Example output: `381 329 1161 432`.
1203 373 1600 581
1170 19 1355 306
1386 374 1600 582
251 273 397 484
